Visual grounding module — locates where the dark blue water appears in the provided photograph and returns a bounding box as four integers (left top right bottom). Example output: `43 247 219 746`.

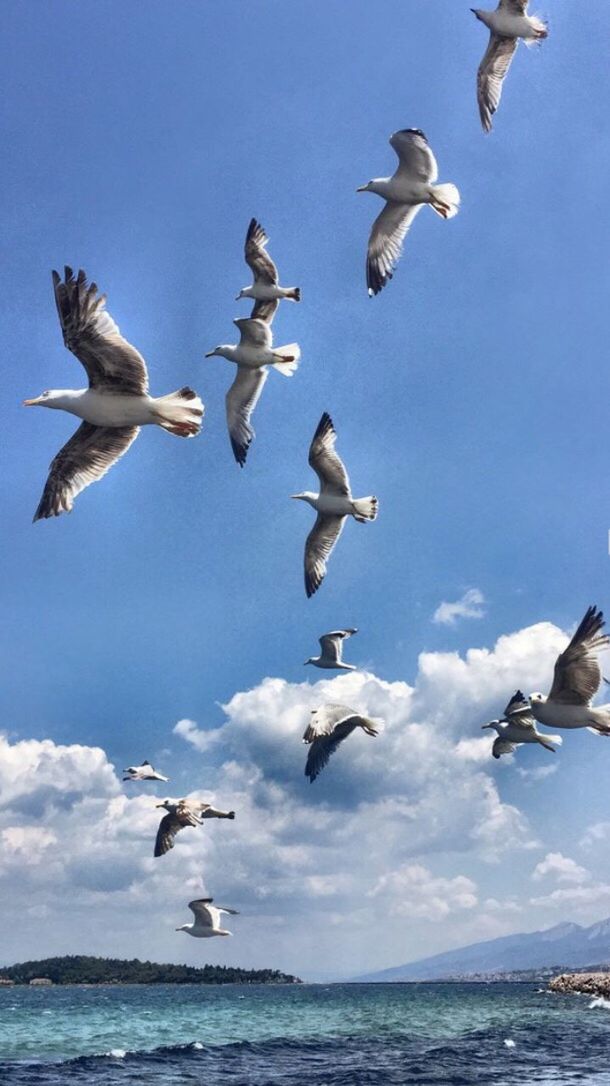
2 982 610 1085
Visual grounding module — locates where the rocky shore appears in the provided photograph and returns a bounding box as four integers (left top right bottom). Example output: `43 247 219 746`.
549 972 610 996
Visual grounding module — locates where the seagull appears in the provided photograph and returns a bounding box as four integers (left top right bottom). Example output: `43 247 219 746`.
305 629 358 670
176 898 239 938
235 218 300 324
123 760 169 782
472 2 549 133
357 129 460 296
25 268 204 520
528 607 610 735
482 691 562 759
292 413 378 598
303 703 380 782
154 799 235 858
205 318 300 467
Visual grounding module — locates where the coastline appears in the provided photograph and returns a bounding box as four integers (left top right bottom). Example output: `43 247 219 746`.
549 973 610 997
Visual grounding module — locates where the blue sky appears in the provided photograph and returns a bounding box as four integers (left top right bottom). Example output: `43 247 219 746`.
1 1 610 979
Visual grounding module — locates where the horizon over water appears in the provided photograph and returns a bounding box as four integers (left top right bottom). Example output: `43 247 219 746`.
2 982 610 1085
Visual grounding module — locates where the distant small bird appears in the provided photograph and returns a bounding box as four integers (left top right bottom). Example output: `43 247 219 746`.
528 606 610 735
357 129 460 296
236 219 300 324
25 268 204 520
205 318 300 467
303 703 380 782
305 629 358 670
472 1 548 133
292 413 377 598
176 898 239 938
123 760 169 782
154 799 235 858
482 691 562 759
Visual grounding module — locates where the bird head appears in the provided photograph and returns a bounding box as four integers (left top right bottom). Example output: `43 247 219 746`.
470 9 483 19
235 289 247 301
481 720 500 732
23 390 67 409
356 181 373 193
204 347 222 359
529 692 545 704
156 799 172 810
175 924 189 933
304 658 315 666
290 492 316 506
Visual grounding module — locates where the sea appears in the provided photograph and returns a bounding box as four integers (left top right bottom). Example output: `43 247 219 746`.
1 981 610 1085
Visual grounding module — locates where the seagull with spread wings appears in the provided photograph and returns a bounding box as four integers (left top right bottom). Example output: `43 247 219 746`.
357 129 460 296
303 703 381 783
528 607 610 735
305 629 358 670
176 898 239 938
472 2 548 133
482 691 562 759
205 317 300 466
123 760 169 783
236 218 300 324
25 268 204 521
154 799 235 858
292 413 378 598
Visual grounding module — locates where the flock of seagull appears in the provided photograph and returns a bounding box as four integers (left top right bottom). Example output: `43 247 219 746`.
22 1 563 937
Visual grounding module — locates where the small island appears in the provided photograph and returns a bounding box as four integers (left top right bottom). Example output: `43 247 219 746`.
0 955 301 987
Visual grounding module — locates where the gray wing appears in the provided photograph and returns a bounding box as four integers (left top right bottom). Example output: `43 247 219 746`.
499 0 528 12
251 299 279 323
366 201 422 297
389 130 438 183
188 898 215 927
548 607 609 706
234 317 272 349
304 719 360 782
52 267 148 394
33 422 139 521
503 690 536 727
245 219 278 286
308 413 350 496
492 737 517 759
477 34 518 133
226 366 269 467
319 629 356 663
303 703 359 741
154 812 181 857
304 515 345 598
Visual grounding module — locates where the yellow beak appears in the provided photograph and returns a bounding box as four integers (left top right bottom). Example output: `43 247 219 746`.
23 398 39 406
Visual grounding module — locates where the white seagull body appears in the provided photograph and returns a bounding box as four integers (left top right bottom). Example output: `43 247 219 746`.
154 798 235 858
176 898 239 938
303 703 380 782
357 129 460 296
482 691 562 759
305 629 358 670
292 413 378 598
236 218 300 323
205 317 300 467
528 607 610 735
123 761 169 782
25 268 204 520
472 1 548 133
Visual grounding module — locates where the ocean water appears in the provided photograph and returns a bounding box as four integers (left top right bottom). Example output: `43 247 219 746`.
1 981 610 1085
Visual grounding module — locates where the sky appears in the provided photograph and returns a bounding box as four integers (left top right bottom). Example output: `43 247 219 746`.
1 1 610 981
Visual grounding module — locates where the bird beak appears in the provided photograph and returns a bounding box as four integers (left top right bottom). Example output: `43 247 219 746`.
22 398 39 406
481 723 492 729
204 351 215 358
234 294 241 301
356 185 367 193
290 494 301 500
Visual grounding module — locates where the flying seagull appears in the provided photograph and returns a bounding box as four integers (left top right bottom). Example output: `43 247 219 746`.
528 607 610 735
176 898 239 938
154 799 235 858
305 629 358 670
357 129 460 296
472 2 549 133
123 761 169 782
292 413 378 598
25 268 204 520
303 703 380 782
482 691 562 759
235 218 300 324
205 317 300 467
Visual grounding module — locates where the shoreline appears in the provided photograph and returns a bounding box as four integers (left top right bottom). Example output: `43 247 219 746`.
549 973 610 997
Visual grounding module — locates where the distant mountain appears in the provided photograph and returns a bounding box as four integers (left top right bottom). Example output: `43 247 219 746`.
0 955 301 986
355 918 610 982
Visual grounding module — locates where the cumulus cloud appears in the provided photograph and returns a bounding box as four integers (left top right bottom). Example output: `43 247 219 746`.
532 852 590 885
433 588 486 627
371 864 478 920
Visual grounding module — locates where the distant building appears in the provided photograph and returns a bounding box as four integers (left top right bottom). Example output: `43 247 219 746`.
29 977 53 986
0 977 15 986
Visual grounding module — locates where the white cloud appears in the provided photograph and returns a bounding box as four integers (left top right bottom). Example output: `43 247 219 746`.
532 852 590 885
580 822 610 850
515 764 558 783
371 864 478 920
433 588 486 627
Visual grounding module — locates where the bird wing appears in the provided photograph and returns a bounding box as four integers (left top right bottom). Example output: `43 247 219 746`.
503 690 536 729
389 130 438 183
366 201 422 297
498 0 528 13
308 413 350 496
52 267 149 394
303 703 360 741
304 515 345 598
154 812 182 857
251 298 279 323
304 718 360 782
476 33 518 133
244 218 278 286
492 737 517 759
318 629 357 664
234 317 272 349
188 898 216 928
226 366 269 467
548 606 609 706
33 422 139 521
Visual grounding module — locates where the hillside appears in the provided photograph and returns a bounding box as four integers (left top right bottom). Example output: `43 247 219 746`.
355 918 610 982
0 955 301 986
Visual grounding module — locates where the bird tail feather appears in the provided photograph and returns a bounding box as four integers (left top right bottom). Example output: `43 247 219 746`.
537 734 562 752
271 344 301 376
430 183 460 219
154 387 204 437
352 496 378 522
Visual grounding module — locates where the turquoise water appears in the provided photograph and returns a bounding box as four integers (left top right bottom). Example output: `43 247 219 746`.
1 982 610 1084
